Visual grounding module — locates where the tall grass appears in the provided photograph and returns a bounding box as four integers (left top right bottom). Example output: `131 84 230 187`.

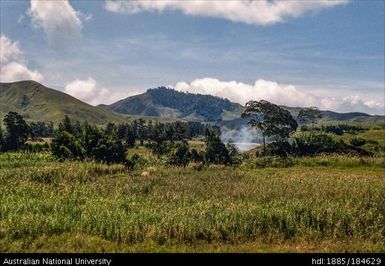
242 155 385 169
0 153 384 252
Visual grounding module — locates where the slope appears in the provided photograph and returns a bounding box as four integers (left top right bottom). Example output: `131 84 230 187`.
0 80 128 125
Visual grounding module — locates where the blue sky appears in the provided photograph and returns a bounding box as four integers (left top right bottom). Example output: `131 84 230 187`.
1 0 384 114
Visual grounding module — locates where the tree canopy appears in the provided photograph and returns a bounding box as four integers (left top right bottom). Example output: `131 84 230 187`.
3 111 30 151
241 100 298 151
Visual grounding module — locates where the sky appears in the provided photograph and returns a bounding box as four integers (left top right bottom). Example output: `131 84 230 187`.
0 0 384 114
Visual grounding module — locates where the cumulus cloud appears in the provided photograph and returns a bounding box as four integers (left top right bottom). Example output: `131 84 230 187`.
29 0 89 47
174 77 384 115
175 78 319 107
64 77 128 106
0 35 44 82
0 35 22 64
105 0 347 25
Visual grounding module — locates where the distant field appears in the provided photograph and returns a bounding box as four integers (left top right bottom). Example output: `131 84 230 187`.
0 152 384 252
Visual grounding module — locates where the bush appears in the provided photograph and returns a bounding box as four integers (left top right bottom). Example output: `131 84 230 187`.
51 131 85 161
204 129 232 165
265 141 292 157
190 148 204 163
350 137 366 147
292 133 337 156
23 142 49 153
168 141 190 167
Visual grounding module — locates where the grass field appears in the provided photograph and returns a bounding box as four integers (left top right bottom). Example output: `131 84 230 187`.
0 152 384 252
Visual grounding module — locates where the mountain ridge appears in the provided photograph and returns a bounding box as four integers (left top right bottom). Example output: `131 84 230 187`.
100 86 380 127
1 81 382 128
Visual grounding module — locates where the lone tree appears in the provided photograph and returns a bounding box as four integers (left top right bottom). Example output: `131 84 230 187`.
3 111 30 151
297 107 322 130
241 100 298 152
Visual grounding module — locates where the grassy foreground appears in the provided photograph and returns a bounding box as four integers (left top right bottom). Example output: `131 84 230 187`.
0 153 384 252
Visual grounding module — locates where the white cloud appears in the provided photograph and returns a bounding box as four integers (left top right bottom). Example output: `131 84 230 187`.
29 0 88 47
0 35 22 64
64 77 128 106
175 78 319 107
0 35 44 82
105 0 347 25
174 77 384 115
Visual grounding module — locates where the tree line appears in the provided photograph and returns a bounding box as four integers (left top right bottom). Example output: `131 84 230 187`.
0 112 233 166
0 100 381 166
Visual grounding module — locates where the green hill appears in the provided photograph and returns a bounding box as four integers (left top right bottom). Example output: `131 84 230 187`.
0 80 128 125
99 87 244 122
101 87 383 128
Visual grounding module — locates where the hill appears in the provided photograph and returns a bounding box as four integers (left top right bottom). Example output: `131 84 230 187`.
2 81 382 128
99 87 244 122
0 80 128 125
101 87 382 128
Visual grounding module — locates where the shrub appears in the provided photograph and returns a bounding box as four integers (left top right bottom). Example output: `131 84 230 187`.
265 141 292 157
51 131 85 161
292 133 337 156
168 141 190 167
204 130 232 165
350 137 366 147
189 149 203 162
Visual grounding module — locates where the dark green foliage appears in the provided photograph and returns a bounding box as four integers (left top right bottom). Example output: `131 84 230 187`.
116 123 136 148
50 116 212 164
51 117 126 164
292 133 337 156
265 141 292 157
59 115 74 134
172 121 187 141
0 126 4 151
137 118 146 146
131 153 147 167
81 122 103 158
292 133 371 156
146 123 173 158
51 131 85 160
186 122 207 138
29 121 54 140
23 142 50 153
147 87 236 121
169 140 190 167
190 148 204 163
242 100 298 151
121 120 207 146
122 153 147 170
350 137 367 147
92 137 126 164
204 129 232 165
3 111 30 151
